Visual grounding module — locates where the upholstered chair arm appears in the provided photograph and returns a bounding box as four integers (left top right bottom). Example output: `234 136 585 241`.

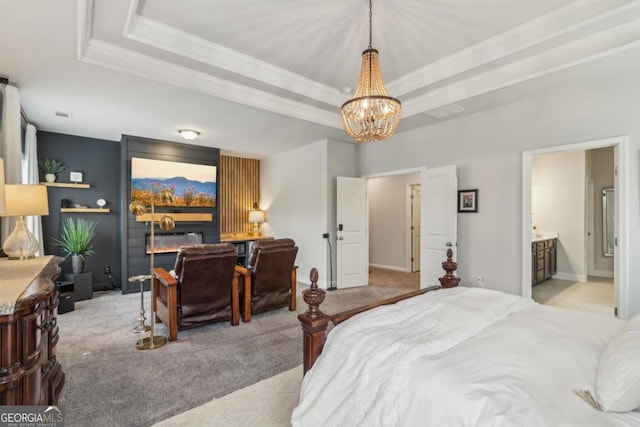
234 265 249 276
234 265 252 323
152 267 179 341
153 268 178 287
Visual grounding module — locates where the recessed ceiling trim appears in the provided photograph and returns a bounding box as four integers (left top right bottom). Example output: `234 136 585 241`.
403 17 640 117
76 0 95 60
79 38 343 129
388 0 639 97
123 7 344 107
77 0 640 134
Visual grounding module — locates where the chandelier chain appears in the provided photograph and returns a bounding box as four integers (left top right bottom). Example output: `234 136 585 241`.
368 0 373 49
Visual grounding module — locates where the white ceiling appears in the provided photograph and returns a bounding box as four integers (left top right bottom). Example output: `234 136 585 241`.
2 0 640 158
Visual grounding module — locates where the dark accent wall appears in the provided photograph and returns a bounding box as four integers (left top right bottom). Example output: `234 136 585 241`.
38 132 122 290
121 135 220 293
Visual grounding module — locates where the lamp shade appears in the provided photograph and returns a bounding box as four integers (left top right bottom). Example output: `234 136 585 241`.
248 210 265 224
0 159 6 215
2 184 49 259
2 184 49 217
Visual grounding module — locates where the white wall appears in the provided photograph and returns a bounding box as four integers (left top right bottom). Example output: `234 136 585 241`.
261 139 356 289
532 151 586 281
356 68 640 317
368 172 420 271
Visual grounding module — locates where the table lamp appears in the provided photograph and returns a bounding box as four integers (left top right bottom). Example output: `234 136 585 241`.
248 202 265 236
1 184 49 259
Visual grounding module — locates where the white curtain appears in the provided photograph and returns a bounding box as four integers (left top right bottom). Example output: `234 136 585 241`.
1 84 22 245
23 124 44 255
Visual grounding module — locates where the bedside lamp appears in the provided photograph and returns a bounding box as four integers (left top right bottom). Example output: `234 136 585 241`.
1 184 49 259
248 202 265 236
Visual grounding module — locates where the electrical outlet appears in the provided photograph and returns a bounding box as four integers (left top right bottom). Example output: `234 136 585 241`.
477 276 485 288
322 233 329 238
104 266 111 275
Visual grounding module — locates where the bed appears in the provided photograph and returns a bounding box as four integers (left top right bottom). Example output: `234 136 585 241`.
292 265 640 426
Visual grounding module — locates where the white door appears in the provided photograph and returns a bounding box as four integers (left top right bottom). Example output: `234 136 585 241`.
336 177 368 288
422 165 457 288
411 184 421 272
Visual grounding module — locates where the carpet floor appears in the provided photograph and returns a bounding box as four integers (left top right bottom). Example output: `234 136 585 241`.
56 269 417 426
153 365 303 427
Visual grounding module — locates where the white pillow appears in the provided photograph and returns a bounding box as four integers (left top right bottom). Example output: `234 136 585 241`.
596 314 640 412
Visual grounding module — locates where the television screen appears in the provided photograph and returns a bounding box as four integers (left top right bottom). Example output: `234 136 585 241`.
131 157 216 207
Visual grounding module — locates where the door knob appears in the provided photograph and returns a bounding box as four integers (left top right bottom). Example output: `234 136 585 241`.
338 237 344 240
446 242 453 247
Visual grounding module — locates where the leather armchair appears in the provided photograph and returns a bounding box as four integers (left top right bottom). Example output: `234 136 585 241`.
242 238 298 322
152 243 250 341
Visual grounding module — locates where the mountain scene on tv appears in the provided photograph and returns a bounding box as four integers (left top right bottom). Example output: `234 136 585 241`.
131 176 216 207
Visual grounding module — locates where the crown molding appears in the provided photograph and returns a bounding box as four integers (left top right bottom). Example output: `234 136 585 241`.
123 5 345 107
77 0 640 129
387 0 639 96
79 37 343 129
403 16 640 117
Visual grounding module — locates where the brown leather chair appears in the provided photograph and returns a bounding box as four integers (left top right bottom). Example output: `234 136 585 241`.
152 243 250 341
242 238 298 322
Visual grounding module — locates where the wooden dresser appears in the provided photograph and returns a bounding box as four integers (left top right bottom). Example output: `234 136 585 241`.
0 256 65 405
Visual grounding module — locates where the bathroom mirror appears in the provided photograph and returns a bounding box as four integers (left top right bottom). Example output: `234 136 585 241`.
602 187 615 257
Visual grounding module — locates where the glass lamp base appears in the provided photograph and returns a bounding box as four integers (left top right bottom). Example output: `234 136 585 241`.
2 217 40 260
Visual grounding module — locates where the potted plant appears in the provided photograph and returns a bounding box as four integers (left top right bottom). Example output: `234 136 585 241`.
38 159 65 183
52 218 97 274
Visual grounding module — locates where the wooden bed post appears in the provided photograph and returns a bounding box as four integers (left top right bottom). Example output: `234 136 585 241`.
439 248 461 288
298 268 331 374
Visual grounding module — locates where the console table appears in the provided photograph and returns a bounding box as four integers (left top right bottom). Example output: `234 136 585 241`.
221 233 274 266
0 256 65 405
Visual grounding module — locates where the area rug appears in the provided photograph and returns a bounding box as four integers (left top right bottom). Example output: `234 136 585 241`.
154 365 303 426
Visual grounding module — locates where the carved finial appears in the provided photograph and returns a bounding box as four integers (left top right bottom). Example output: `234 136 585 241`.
303 267 325 319
439 248 460 288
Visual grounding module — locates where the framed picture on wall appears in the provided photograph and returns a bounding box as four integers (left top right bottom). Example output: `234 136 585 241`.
458 189 478 213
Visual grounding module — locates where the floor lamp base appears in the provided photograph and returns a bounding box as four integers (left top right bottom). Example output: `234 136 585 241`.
136 335 167 350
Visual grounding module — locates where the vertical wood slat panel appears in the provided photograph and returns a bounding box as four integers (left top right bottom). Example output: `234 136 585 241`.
220 155 260 234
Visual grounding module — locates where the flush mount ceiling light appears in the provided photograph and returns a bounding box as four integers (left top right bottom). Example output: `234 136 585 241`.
340 0 401 143
178 129 200 140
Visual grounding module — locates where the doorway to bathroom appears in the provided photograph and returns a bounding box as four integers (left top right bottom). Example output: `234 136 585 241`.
522 136 628 318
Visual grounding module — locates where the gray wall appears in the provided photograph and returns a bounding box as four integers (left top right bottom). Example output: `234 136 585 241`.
368 172 420 271
121 135 220 293
38 131 122 291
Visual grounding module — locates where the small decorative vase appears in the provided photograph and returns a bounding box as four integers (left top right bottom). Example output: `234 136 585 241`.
45 173 56 183
71 254 85 274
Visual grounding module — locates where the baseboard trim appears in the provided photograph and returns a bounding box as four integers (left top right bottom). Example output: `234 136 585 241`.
553 272 587 282
590 270 614 279
369 263 410 273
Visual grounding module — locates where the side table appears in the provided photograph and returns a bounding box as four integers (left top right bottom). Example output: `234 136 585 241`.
56 281 75 314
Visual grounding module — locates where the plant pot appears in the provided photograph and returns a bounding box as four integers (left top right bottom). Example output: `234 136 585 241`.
71 254 85 274
45 173 56 183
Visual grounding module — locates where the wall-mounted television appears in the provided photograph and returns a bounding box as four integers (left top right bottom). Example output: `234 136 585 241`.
131 157 216 207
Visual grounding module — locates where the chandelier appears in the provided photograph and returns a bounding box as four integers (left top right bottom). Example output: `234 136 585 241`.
341 0 401 143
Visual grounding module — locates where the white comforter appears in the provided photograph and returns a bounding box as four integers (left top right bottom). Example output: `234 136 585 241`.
291 287 534 426
291 287 640 427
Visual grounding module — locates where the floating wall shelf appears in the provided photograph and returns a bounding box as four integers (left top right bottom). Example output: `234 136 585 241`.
41 182 90 188
61 208 110 213
135 213 213 223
